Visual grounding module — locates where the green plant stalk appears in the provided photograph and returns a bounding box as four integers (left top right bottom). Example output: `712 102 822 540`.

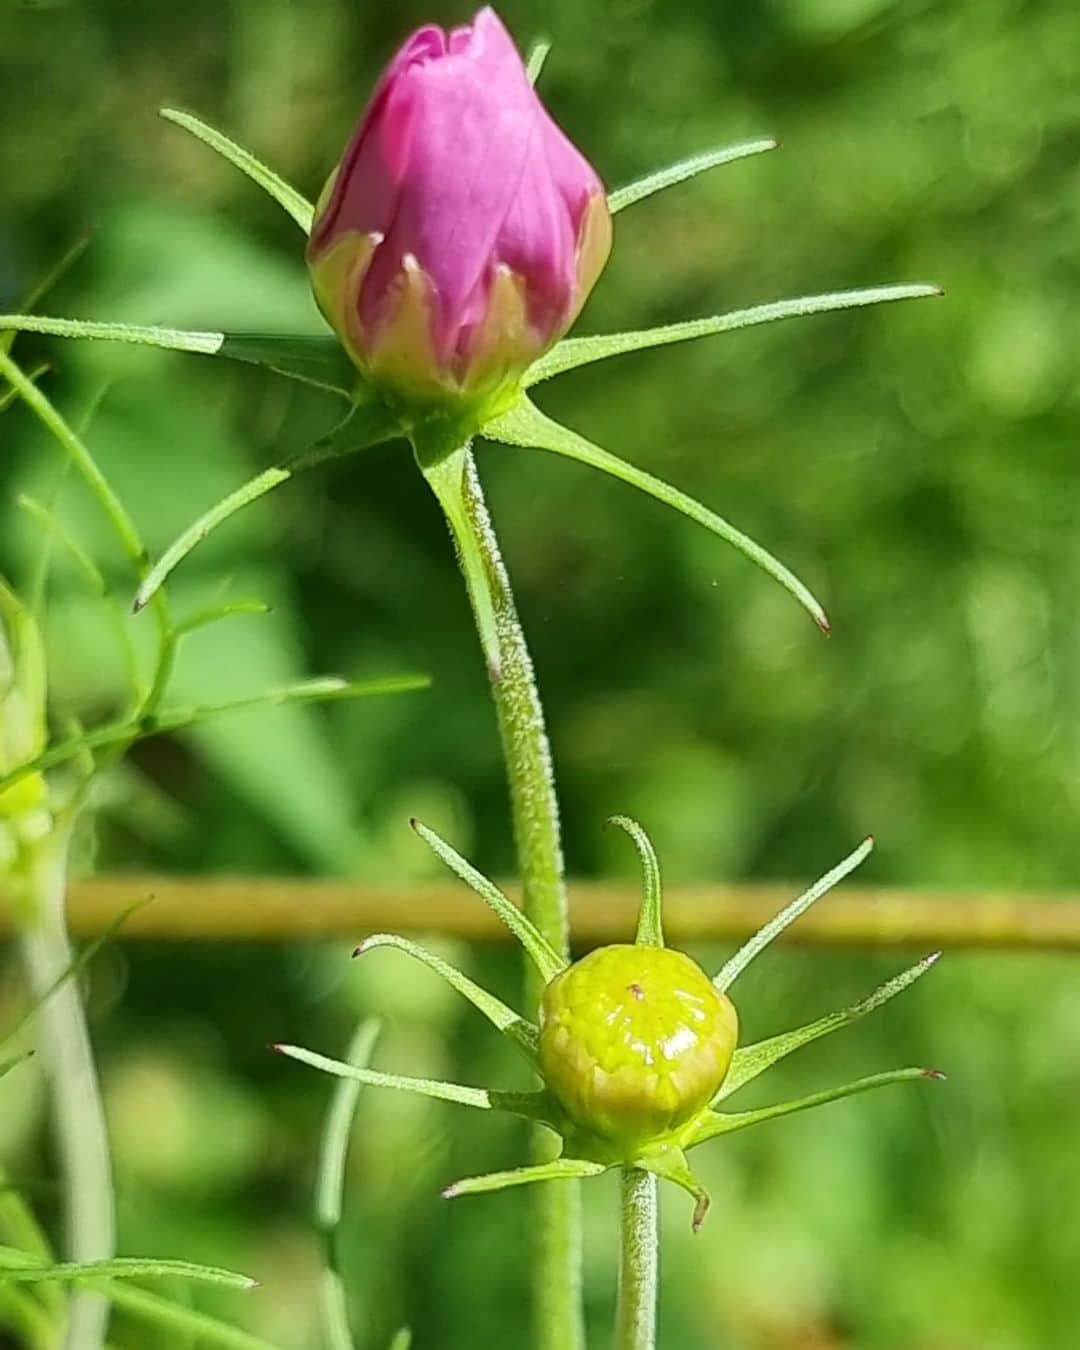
420 443 581 1350
616 1169 658 1350
16 829 114 1350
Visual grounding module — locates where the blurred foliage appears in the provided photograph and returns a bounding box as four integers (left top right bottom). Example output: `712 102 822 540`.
1 0 1078 1347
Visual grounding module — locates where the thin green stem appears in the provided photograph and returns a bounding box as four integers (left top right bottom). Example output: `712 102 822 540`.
418 442 581 1350
616 1169 658 1350
16 832 114 1350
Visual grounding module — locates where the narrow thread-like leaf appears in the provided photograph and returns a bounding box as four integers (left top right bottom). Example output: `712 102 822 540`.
0 313 223 355
608 138 778 213
136 403 397 611
718 952 940 1101
101 1283 283 1350
606 816 664 947
487 399 830 632
174 600 271 637
275 1044 495 1111
0 1257 256 1289
443 1158 605 1199
0 675 430 797
161 108 314 232
410 819 565 982
314 1021 380 1233
714 838 874 990
314 1021 379 1350
1 901 150 1053
356 935 538 1057
692 1067 943 1146
0 316 358 395
527 284 942 385
16 494 107 595
0 362 49 413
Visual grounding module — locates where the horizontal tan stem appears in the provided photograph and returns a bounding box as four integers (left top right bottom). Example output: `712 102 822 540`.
2 878 1078 951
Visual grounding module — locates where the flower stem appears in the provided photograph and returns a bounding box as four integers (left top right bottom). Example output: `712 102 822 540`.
17 833 114 1350
616 1169 659 1350
419 441 581 1350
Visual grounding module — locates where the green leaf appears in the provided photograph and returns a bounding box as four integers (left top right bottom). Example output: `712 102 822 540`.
16 493 107 595
486 399 830 633
691 1067 945 1147
388 1332 412 1350
0 346 148 578
0 362 49 414
160 108 315 233
0 315 358 396
314 1020 381 1234
608 138 778 213
0 1249 281 1350
606 816 664 947
0 674 430 797
443 1158 605 1200
173 600 272 638
276 1044 550 1123
0 313 221 354
103 1283 284 1350
416 443 503 680
410 819 566 982
713 837 874 990
275 1044 494 1111
718 952 941 1102
0 1257 257 1289
1 901 150 1054
356 934 538 1058
526 38 552 84
134 400 398 612
315 1020 380 1350
527 283 943 385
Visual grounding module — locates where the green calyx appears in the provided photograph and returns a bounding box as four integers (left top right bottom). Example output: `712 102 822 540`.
539 945 738 1156
280 820 944 1230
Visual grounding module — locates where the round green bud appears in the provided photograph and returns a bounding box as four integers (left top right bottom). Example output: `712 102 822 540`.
538 944 738 1153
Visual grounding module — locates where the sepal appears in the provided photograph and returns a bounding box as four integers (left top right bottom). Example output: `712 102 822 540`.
718 952 940 1103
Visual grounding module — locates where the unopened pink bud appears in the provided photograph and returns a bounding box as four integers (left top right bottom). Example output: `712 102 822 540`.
307 7 612 410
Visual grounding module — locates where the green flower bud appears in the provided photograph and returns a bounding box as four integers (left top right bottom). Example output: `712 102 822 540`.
538 944 738 1154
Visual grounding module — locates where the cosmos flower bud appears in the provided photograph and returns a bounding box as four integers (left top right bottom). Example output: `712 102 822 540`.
539 945 739 1154
306 7 612 411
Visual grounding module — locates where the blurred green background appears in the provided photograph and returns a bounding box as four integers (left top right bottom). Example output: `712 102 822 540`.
1 0 1078 1346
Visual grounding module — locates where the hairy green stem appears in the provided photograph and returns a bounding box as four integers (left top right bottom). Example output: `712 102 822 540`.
420 442 581 1350
17 832 114 1350
617 1169 658 1350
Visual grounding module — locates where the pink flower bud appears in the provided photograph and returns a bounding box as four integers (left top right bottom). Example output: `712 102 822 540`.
307 7 612 410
